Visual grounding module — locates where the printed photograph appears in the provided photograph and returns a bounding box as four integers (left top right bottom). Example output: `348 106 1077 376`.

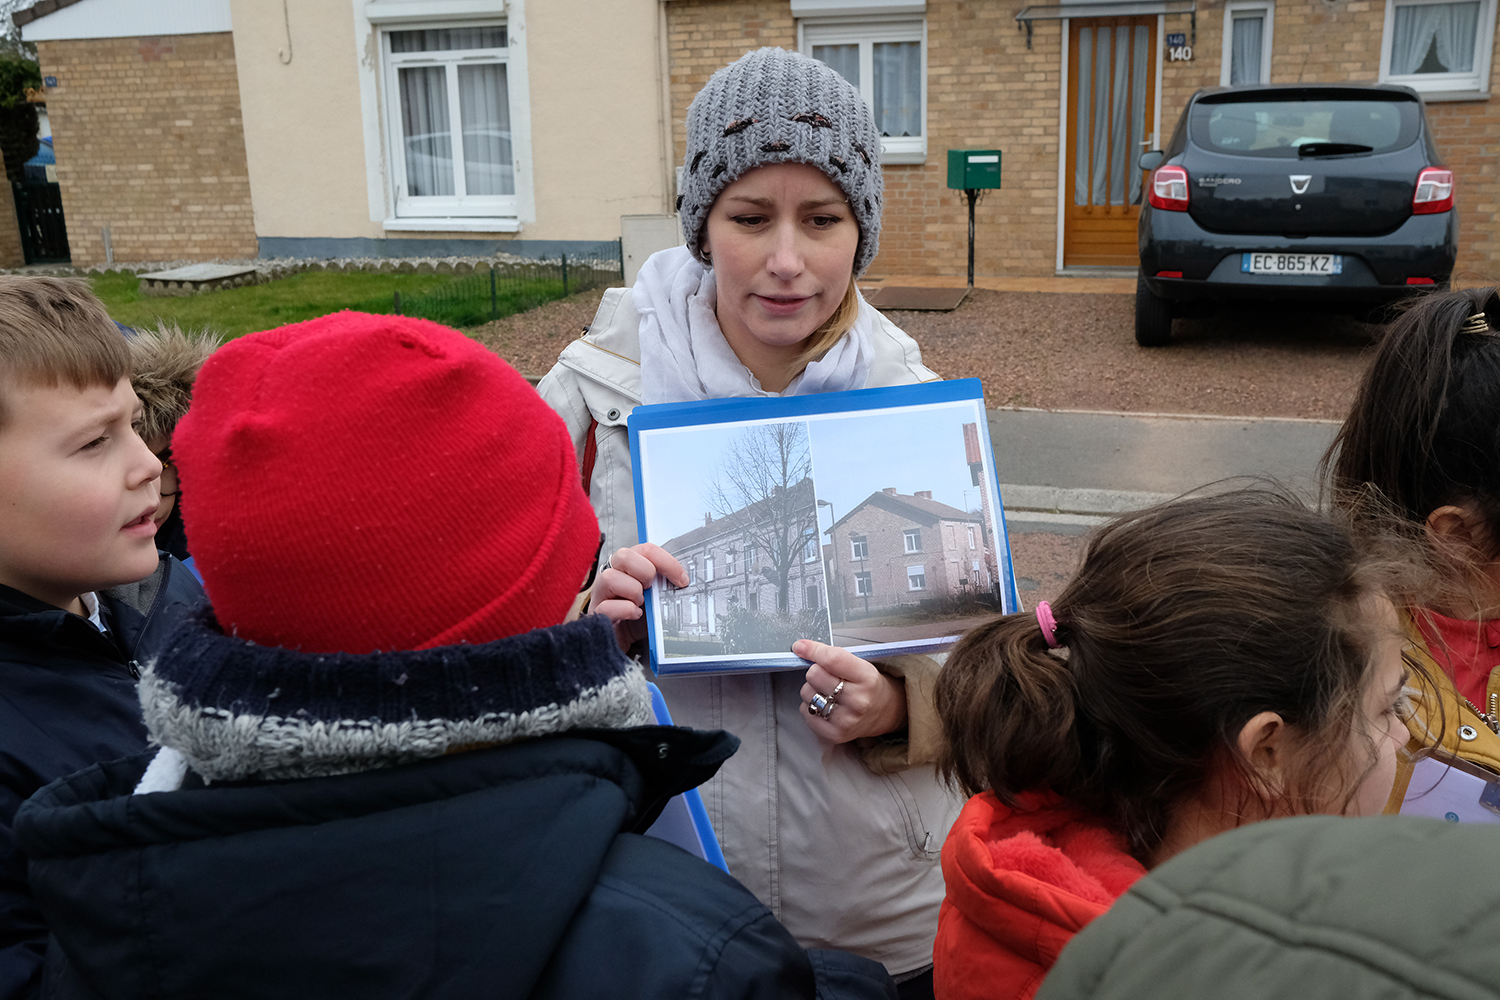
808 403 1009 649
635 390 1016 673
640 419 833 660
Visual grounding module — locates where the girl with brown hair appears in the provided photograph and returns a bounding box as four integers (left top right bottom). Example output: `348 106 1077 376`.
1325 286 1500 785
930 489 1415 1000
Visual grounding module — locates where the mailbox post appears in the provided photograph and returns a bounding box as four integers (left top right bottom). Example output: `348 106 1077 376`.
946 150 1002 288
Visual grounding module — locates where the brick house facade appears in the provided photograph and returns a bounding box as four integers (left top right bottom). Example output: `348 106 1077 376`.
661 478 824 639
17 0 673 266
827 488 991 619
30 31 257 265
664 0 1500 281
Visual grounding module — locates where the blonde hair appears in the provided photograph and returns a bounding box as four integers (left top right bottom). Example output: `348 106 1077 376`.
793 276 861 369
0 276 128 429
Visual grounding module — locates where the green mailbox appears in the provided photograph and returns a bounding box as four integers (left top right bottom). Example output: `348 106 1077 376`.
946 150 1001 287
947 149 1002 190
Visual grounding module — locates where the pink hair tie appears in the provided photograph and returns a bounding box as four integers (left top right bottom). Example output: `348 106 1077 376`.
1035 601 1061 648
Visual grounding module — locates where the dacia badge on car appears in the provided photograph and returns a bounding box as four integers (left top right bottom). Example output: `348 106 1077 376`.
1289 175 1312 195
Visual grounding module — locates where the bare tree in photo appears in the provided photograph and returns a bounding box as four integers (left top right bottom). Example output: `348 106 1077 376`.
705 422 817 614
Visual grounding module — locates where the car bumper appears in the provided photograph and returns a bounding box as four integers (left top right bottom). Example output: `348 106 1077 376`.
1139 207 1457 303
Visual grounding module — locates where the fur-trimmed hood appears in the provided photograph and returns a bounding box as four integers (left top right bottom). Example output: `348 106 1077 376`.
128 324 216 444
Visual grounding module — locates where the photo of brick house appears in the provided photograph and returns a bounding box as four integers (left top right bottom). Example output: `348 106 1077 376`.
662 0 1500 280
826 487 993 619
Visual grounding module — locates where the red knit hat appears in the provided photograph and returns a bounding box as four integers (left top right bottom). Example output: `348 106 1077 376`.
173 311 600 654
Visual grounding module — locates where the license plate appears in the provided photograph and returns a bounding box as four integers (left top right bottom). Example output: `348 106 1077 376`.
1241 253 1343 275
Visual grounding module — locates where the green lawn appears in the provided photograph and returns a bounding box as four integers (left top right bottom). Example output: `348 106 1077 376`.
89 269 471 340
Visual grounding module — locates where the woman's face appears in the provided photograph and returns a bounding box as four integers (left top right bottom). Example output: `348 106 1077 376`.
1344 594 1410 817
702 163 859 385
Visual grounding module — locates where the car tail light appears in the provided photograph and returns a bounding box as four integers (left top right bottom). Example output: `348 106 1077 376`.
1148 166 1189 211
1156 271 1183 279
1413 167 1454 214
1406 277 1435 285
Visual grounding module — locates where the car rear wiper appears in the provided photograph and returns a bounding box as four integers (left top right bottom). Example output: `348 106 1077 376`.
1297 142 1374 156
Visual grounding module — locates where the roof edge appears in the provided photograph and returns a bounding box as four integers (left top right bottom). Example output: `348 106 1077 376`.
12 0 85 31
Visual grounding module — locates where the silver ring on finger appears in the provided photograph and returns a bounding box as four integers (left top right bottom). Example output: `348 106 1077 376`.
829 680 845 702
808 692 832 718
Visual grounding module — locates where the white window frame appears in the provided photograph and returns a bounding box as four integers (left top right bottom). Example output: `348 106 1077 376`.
855 571 872 596
798 16 928 164
1379 0 1497 96
851 535 868 560
903 528 922 553
381 21 519 222
906 564 926 591
1221 0 1275 86
725 550 735 576
967 525 976 550
356 0 536 233
706 554 714 582
803 527 819 563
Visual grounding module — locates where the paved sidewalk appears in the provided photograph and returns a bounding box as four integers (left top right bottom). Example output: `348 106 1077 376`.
989 406 1343 604
992 406 1339 526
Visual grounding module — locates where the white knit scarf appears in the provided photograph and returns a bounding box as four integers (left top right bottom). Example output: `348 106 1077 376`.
635 246 875 405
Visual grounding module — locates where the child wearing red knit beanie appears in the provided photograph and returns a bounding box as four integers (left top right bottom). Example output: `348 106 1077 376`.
15 312 895 1000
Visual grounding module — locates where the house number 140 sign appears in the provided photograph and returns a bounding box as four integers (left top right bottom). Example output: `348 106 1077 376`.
1167 32 1192 61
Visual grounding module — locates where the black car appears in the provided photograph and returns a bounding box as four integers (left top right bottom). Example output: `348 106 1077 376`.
1135 83 1457 346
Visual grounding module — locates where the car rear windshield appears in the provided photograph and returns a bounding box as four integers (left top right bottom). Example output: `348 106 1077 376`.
1188 92 1421 158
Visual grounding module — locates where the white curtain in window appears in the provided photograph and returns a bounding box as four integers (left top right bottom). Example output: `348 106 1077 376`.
458 63 513 195
1231 14 1265 84
1391 1 1480 73
399 66 452 197
813 43 860 86
873 41 921 137
391 26 505 53
1090 26 1112 206
1129 25 1149 204
1074 27 1094 206
1108 27 1131 205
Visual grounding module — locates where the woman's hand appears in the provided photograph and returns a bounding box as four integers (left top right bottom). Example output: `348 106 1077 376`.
794 639 908 744
589 544 688 652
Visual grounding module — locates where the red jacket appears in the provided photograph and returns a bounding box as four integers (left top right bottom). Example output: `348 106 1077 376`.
933 792 1146 1000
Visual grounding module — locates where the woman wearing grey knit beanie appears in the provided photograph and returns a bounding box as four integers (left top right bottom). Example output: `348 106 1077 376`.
539 47 956 1000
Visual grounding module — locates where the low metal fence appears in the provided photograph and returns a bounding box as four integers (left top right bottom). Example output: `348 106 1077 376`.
392 241 623 327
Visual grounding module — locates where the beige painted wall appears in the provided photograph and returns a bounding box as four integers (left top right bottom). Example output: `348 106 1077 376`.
525 0 671 236
230 0 379 240
230 0 668 245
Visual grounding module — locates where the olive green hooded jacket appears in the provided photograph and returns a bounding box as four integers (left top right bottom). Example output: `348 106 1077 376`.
1037 815 1500 1000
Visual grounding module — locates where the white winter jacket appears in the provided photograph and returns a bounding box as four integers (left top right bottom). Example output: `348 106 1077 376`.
537 287 962 975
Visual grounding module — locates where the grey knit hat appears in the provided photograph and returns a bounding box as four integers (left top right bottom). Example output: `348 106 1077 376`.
678 47 883 276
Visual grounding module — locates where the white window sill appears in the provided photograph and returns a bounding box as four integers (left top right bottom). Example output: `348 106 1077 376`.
383 217 522 233
882 149 927 165
1418 90 1491 103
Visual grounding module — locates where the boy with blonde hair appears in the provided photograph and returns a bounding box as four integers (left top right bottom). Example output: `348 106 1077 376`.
0 278 204 997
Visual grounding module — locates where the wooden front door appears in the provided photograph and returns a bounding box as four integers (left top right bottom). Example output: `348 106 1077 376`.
1063 17 1157 267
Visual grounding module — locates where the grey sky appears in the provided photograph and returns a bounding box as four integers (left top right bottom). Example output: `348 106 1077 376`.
808 402 988 539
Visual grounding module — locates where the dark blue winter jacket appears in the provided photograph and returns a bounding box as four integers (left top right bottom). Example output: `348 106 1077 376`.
0 555 205 1000
15 615 894 1000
